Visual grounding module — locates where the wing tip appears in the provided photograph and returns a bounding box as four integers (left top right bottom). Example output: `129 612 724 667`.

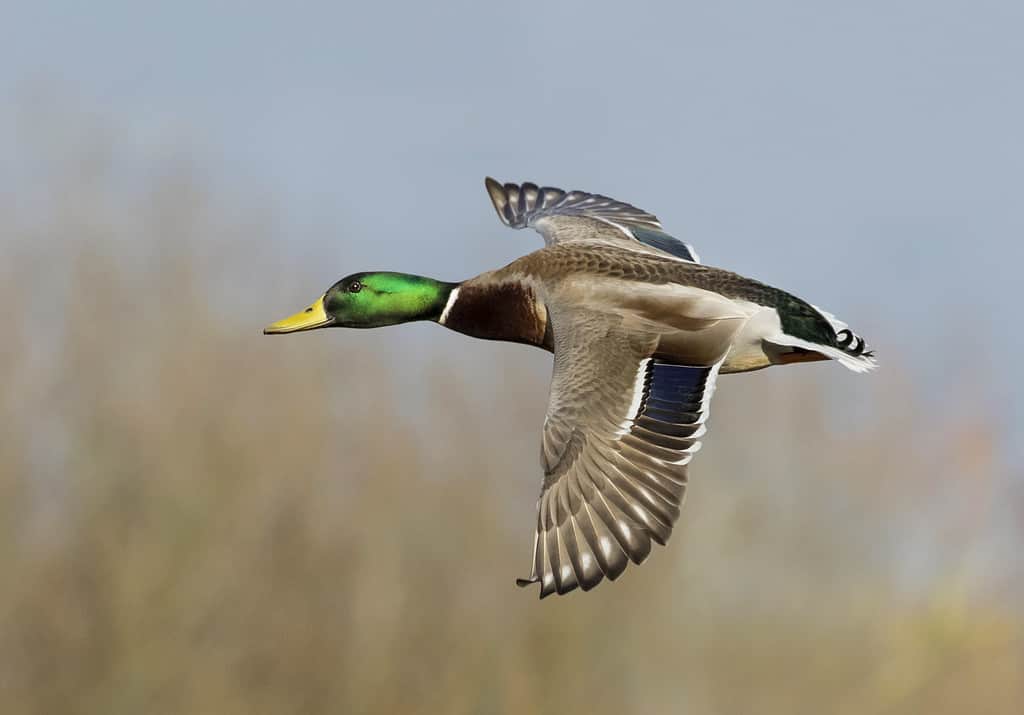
484 176 510 225
516 577 580 599
484 175 502 195
485 175 533 229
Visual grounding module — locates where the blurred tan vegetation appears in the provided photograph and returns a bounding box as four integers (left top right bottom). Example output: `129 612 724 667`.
1 123 1022 714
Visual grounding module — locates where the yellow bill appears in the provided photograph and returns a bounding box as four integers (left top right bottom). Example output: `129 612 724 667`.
263 296 334 334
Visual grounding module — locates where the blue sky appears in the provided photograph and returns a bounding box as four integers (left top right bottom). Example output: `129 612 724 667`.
5 1 1023 454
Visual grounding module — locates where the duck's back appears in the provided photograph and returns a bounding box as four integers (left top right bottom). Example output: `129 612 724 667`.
496 242 874 374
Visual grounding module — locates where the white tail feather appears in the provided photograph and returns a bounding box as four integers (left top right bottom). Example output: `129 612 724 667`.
772 335 878 373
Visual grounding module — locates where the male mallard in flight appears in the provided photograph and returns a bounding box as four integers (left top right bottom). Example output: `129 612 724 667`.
265 179 875 598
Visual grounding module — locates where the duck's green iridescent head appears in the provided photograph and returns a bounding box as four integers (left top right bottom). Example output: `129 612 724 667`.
264 272 455 334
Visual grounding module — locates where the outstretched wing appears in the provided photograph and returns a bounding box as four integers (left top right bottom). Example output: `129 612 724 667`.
517 306 726 597
485 177 700 263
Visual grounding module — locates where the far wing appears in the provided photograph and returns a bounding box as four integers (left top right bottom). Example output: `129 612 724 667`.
485 178 700 263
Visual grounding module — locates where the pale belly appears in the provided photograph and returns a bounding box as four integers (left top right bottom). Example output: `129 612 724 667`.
721 348 773 374
720 303 781 374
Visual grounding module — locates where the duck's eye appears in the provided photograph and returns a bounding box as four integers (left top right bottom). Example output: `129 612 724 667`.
348 281 362 293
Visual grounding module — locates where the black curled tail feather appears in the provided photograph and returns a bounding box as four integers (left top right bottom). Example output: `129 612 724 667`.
834 328 873 359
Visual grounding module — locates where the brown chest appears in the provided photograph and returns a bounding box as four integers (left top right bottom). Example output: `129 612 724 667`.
441 280 551 350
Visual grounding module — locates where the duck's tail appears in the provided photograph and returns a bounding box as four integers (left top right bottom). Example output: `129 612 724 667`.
767 305 877 373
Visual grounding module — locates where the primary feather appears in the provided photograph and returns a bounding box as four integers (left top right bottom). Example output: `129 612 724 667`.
485 178 701 263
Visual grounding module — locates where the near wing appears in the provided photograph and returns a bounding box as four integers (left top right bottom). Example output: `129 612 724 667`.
517 308 724 597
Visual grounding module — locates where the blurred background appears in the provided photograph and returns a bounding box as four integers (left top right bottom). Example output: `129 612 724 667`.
2 2 1022 713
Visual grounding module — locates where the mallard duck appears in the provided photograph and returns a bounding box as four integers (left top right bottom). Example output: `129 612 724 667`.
265 178 876 598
